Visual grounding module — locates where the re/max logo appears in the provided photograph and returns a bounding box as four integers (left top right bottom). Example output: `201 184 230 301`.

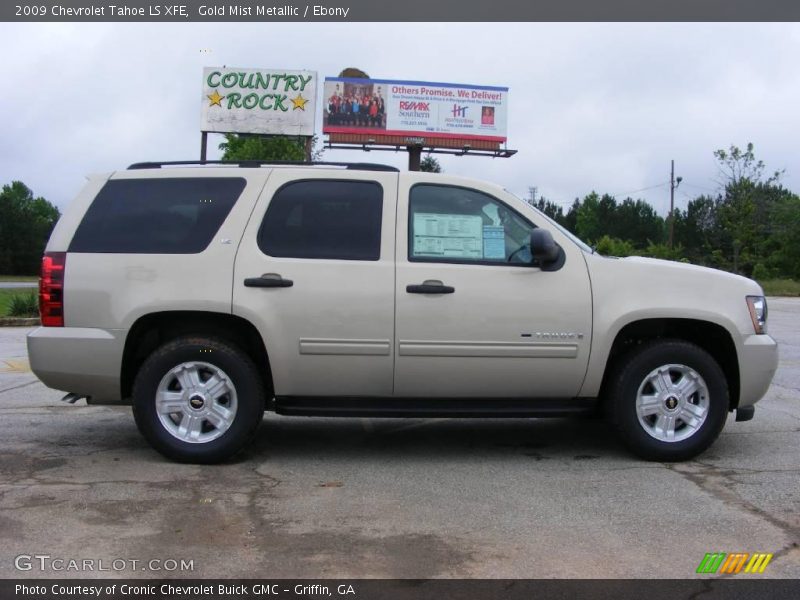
696 552 773 574
399 101 430 111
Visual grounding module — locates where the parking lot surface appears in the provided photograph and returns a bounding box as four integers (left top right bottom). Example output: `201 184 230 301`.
1 299 798 579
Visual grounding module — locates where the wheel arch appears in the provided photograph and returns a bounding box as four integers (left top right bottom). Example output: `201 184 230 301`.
121 311 273 401
597 318 740 411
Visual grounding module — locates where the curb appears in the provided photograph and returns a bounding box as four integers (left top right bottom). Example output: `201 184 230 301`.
0 317 40 327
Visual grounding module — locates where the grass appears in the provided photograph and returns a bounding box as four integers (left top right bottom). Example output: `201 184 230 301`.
758 278 800 297
0 275 38 282
0 289 38 317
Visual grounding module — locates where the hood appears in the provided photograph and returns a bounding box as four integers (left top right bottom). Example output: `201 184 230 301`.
617 256 759 288
582 253 764 337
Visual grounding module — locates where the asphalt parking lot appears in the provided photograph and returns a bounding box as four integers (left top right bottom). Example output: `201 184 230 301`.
0 300 798 580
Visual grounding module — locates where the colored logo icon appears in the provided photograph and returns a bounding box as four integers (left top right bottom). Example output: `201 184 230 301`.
696 552 773 574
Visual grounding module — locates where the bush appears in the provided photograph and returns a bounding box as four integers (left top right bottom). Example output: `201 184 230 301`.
8 292 38 317
595 235 637 257
643 242 686 261
752 263 776 281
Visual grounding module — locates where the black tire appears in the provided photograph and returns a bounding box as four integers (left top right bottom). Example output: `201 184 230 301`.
132 336 265 463
608 339 729 461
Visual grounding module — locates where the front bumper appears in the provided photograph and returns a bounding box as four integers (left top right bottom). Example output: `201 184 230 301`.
737 333 779 408
27 326 127 404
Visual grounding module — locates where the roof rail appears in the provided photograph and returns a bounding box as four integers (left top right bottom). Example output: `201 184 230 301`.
127 160 399 172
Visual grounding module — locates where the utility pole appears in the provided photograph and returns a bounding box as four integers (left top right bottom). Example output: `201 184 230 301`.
669 160 675 248
668 160 682 249
528 186 538 206
408 145 422 171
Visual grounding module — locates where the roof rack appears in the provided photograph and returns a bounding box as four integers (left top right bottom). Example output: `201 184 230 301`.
127 160 399 172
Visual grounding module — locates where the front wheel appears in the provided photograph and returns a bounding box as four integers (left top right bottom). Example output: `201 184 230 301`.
609 340 729 461
132 336 265 463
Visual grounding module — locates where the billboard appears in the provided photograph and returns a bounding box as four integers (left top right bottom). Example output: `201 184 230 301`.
201 67 317 136
322 77 508 144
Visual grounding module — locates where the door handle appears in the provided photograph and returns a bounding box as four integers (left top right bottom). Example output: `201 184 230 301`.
244 274 294 288
406 280 455 294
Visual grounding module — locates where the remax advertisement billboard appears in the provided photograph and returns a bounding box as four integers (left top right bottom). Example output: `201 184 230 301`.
323 77 508 143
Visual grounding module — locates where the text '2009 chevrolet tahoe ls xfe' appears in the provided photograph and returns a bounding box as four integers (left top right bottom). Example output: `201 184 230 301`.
27 161 778 463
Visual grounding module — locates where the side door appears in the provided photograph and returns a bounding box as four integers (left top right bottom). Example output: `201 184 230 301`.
394 176 592 398
233 169 398 398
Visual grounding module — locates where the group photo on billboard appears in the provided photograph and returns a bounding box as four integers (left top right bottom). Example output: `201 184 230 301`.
324 78 388 130
323 77 509 142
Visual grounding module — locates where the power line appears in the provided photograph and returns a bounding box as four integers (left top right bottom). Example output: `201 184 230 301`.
609 182 669 198
682 182 718 193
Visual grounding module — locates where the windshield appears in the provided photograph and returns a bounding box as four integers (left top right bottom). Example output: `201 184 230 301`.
504 189 594 254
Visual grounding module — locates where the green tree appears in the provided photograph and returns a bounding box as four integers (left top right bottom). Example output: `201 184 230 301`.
533 197 564 223
420 156 442 173
576 192 616 243
0 181 60 275
219 134 322 162
672 195 725 267
338 67 370 78
713 142 783 187
575 192 600 242
612 198 665 247
562 199 580 234
763 188 800 279
713 143 783 275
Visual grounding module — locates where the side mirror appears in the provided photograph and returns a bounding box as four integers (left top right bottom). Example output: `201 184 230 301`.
530 229 560 264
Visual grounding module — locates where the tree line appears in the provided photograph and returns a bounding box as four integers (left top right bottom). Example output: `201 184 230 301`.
1 142 796 282
0 181 60 275
532 144 799 280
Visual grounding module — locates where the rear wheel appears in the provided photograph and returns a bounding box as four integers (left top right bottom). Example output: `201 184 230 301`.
609 340 729 461
132 336 265 463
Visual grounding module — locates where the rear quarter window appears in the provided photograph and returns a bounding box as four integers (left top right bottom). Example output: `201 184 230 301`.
68 177 246 253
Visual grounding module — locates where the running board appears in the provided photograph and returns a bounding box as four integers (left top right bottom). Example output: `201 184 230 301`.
273 396 598 418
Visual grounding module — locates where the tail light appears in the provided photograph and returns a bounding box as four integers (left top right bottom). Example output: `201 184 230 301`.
39 252 66 327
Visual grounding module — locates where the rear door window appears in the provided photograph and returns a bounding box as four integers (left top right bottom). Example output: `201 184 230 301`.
258 179 383 261
69 177 246 253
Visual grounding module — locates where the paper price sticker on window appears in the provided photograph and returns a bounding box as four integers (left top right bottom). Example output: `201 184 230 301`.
413 213 483 259
482 226 505 260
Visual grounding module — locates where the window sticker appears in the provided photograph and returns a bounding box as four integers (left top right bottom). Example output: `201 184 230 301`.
413 213 483 258
482 225 506 260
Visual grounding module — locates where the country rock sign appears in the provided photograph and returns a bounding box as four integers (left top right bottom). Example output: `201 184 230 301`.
205 70 312 113
200 67 317 136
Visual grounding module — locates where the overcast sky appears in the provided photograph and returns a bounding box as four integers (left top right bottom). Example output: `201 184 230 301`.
2 22 799 214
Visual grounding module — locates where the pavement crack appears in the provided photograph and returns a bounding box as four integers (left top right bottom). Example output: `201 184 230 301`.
0 380 38 394
770 541 800 567
252 467 282 489
668 461 800 545
604 465 668 472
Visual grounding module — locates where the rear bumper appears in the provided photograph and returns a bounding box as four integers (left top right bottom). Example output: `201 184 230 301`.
27 326 126 404
737 334 779 408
